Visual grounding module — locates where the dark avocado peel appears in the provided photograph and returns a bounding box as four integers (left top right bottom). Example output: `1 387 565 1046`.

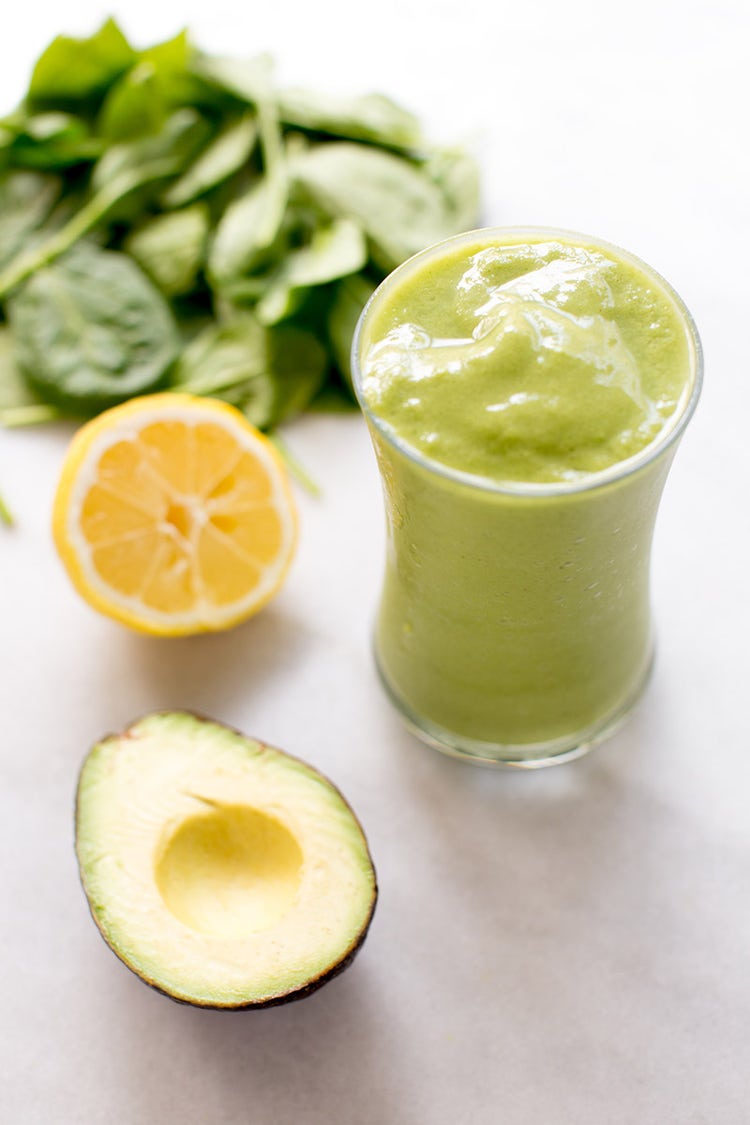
75 711 377 1009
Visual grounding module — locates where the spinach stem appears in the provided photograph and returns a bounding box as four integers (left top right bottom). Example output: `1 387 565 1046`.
0 185 114 298
0 491 13 527
268 431 321 497
0 160 176 299
0 404 63 427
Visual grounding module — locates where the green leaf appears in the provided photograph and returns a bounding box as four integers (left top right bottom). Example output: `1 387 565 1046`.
423 146 481 232
131 29 210 120
208 73 287 284
170 313 276 426
0 322 45 412
327 273 377 386
276 89 423 151
208 174 283 284
208 94 287 285
0 116 212 301
125 204 209 296
0 491 13 526
0 403 61 426
291 142 473 270
88 108 212 227
264 322 328 424
3 112 103 170
98 62 169 141
216 276 268 304
28 18 136 110
163 113 257 208
0 162 181 300
265 431 320 496
0 171 60 271
308 383 358 413
91 107 210 195
97 30 205 143
0 122 14 159
170 312 327 428
171 312 267 395
7 242 179 412
139 28 192 73
256 217 367 325
191 52 274 106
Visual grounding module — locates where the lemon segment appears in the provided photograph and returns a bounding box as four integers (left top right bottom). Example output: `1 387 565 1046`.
53 394 298 635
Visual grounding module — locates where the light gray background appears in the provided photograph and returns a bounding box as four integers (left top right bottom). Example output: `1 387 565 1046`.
1 1 748 1122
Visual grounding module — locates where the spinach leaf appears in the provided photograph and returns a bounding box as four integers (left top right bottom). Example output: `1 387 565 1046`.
139 28 192 74
0 116 211 301
0 123 13 165
0 171 60 271
191 53 273 107
208 173 284 284
424 146 481 232
256 217 367 325
125 204 209 296
208 94 287 284
0 322 41 410
327 273 377 387
91 107 210 195
0 323 58 427
7 242 179 411
88 108 212 226
276 89 423 151
98 63 170 141
163 114 257 208
264 322 328 424
3 112 102 170
28 19 136 111
291 142 475 270
133 30 212 120
171 313 327 427
170 313 276 426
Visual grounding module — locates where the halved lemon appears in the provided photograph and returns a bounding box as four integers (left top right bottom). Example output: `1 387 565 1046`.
52 394 297 635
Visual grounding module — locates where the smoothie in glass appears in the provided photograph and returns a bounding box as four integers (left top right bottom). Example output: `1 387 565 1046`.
353 228 702 767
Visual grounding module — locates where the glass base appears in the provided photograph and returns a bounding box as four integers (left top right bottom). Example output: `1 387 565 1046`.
374 649 654 769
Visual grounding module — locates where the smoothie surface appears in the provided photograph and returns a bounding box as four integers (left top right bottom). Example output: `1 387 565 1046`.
359 232 693 484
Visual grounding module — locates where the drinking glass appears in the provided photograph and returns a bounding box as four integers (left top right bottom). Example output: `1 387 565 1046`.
352 228 703 767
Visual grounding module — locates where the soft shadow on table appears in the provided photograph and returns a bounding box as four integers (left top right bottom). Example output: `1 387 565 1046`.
364 695 745 1111
114 605 317 720
384 692 665 930
100 955 403 1125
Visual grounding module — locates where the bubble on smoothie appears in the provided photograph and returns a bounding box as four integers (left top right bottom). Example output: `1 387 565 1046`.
363 322 476 398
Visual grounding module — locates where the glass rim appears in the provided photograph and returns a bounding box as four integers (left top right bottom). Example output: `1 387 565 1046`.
351 225 704 498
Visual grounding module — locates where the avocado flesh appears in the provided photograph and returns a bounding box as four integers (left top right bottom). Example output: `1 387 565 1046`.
75 712 377 1008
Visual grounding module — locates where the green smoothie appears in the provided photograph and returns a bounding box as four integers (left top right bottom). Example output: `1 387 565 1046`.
354 228 701 765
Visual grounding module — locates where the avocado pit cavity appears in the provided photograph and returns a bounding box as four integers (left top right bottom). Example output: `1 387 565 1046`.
156 804 304 938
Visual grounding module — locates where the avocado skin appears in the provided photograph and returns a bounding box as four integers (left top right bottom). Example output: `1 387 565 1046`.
74 710 378 1009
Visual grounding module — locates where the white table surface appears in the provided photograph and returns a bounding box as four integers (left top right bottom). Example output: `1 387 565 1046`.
2 2 749 1122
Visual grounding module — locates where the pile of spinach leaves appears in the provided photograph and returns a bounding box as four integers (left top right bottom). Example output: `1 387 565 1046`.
0 18 480 519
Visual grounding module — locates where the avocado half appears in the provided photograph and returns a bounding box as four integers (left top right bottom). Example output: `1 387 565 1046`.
75 712 377 1008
